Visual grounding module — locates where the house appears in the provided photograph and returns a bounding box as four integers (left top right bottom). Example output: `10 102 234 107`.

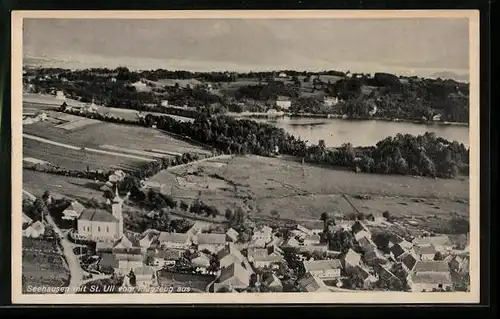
56 90 65 100
303 234 321 246
61 200 85 220
401 252 418 273
449 255 469 273
352 266 378 289
276 96 292 110
247 246 285 269
194 233 226 254
407 261 452 292
298 272 331 292
251 226 273 247
142 180 166 193
158 232 192 250
150 248 183 268
23 220 46 238
412 236 453 253
215 262 253 291
303 259 343 279
161 100 169 107
113 235 136 251
262 273 283 292
378 265 402 289
217 243 251 270
296 225 314 236
413 244 437 261
364 248 388 266
114 253 144 276
432 114 442 121
358 236 377 252
352 221 372 242
77 189 124 243
323 96 339 107
226 228 239 243
129 266 157 289
191 253 212 270
282 237 300 248
342 249 362 274
139 229 159 252
278 72 288 78
390 243 409 261
297 244 330 254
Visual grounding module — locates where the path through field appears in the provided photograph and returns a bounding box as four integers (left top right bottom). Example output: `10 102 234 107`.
23 133 154 162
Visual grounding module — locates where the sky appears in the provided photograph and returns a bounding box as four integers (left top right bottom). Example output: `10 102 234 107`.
23 18 470 79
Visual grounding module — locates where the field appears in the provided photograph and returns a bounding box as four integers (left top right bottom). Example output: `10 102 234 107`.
23 169 105 201
152 155 469 231
22 237 70 293
22 110 211 172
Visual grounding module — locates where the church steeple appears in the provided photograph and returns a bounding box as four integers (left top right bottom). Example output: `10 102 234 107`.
112 185 124 239
113 186 122 204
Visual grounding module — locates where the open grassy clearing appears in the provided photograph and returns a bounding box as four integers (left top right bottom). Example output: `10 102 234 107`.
23 137 148 172
154 155 469 231
23 119 209 156
23 169 105 201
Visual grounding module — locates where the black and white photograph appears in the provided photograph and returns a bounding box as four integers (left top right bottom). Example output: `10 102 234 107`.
11 10 480 304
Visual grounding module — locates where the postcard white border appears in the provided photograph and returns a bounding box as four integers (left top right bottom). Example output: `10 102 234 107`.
11 10 481 304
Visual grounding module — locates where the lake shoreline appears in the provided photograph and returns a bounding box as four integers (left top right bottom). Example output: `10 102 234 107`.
229 112 469 127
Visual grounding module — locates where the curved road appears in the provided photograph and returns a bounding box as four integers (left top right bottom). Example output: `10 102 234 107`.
23 189 110 294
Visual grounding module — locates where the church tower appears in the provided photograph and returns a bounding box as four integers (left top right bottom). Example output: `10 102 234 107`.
112 186 124 239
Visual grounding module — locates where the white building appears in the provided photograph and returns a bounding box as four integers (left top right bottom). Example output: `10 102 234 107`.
407 261 453 292
323 96 339 107
194 233 226 254
56 90 66 100
161 100 169 107
276 96 292 110
158 232 192 250
76 188 124 243
303 259 343 280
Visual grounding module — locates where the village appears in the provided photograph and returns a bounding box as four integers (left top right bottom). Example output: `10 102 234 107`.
22 167 471 294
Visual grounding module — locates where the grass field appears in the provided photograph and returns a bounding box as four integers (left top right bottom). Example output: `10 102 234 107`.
22 114 211 172
22 237 70 293
23 169 105 201
155 155 469 231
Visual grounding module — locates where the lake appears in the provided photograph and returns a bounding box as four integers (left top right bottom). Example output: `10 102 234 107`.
254 117 469 148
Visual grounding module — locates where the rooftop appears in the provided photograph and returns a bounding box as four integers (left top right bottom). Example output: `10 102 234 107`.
411 272 453 285
158 232 190 244
413 261 450 273
413 244 437 255
79 208 118 223
412 236 452 247
303 259 342 272
390 243 407 259
298 273 330 292
401 253 418 271
217 261 252 286
196 233 226 245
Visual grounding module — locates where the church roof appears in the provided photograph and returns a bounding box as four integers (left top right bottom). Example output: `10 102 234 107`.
79 208 118 222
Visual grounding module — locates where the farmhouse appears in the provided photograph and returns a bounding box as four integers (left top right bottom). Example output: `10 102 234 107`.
275 96 292 110
150 249 182 268
407 261 452 292
323 96 339 107
62 200 85 220
352 221 372 242
194 233 226 254
298 272 331 292
217 243 251 270
262 273 283 292
303 259 343 280
191 253 212 270
139 230 159 252
77 189 124 243
412 236 453 253
23 220 46 238
158 232 192 250
352 266 378 289
247 246 285 269
342 249 362 274
413 244 437 261
215 262 253 291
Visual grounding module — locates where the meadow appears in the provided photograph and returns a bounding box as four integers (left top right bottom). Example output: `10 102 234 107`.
155 155 469 231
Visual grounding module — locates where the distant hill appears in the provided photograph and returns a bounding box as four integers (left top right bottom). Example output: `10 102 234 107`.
429 71 469 83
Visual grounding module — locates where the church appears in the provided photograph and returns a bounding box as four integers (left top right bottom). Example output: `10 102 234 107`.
77 188 124 243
